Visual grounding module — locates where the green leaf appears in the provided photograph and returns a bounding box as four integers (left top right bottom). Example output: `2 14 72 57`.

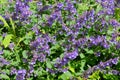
46 61 52 68
2 69 10 74
0 0 8 4
50 43 60 50
85 48 94 54
11 61 19 66
3 50 12 57
80 53 85 59
10 17 16 35
107 30 113 35
17 37 24 46
59 71 72 80
77 3 89 14
22 50 28 58
0 15 10 30
80 60 86 71
115 8 120 21
2 34 13 48
27 78 33 80
0 74 10 80
88 70 100 80
103 73 119 80
69 66 75 73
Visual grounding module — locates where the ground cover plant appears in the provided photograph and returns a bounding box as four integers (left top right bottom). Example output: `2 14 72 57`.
0 0 120 80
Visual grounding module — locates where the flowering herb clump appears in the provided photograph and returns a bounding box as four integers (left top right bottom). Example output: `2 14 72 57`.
0 0 120 80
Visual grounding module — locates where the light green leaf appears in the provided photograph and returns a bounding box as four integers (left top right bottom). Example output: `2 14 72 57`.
10 17 16 35
22 50 28 58
59 71 72 80
0 15 10 30
88 70 100 80
0 74 10 80
85 48 94 54
80 60 86 71
17 37 24 46
46 61 52 68
80 53 85 59
69 66 75 73
2 34 13 48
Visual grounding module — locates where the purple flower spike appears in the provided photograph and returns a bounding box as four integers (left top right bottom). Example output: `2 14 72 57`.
16 69 26 80
111 57 119 65
57 3 64 10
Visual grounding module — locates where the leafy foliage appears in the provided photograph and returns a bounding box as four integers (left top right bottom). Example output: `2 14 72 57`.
0 0 120 80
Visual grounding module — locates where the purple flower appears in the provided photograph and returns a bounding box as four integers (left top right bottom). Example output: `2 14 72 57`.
95 52 101 57
109 19 120 28
37 53 46 62
39 5 51 12
111 57 119 65
64 1 77 14
111 70 120 75
54 49 78 70
2 33 7 37
29 64 34 73
37 2 42 6
13 0 32 21
30 53 38 65
64 50 78 60
83 57 119 78
47 11 60 26
116 43 120 49
17 69 26 74
10 67 17 75
102 42 109 49
32 26 39 35
58 68 68 73
9 43 14 51
16 69 26 80
96 0 115 15
0 58 10 65
0 50 3 55
46 68 57 74
24 0 32 3
57 3 64 10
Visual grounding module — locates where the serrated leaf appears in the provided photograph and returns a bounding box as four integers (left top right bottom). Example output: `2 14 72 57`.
2 34 13 48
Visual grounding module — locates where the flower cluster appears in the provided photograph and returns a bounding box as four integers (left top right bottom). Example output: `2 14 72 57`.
0 0 120 79
12 0 32 21
54 49 78 68
89 35 109 48
83 57 119 78
0 58 10 66
96 0 115 15
16 69 26 80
